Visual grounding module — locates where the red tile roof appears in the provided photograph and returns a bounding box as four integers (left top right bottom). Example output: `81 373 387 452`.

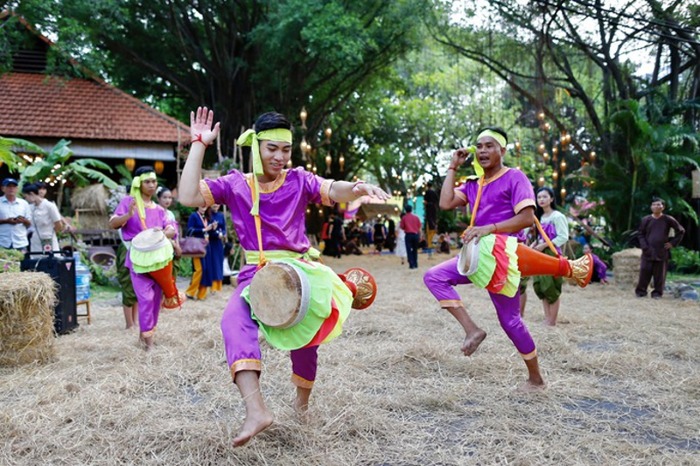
0 72 189 143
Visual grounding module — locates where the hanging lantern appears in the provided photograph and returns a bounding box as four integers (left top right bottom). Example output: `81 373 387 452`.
590 151 596 161
125 158 136 172
154 160 165 175
300 107 308 130
287 159 293 168
325 153 332 174
560 160 567 171
560 187 567 201
537 176 545 187
338 154 345 172
324 127 332 142
552 171 558 180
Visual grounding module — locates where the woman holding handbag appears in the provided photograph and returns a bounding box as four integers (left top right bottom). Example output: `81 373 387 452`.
206 204 227 293
185 206 215 300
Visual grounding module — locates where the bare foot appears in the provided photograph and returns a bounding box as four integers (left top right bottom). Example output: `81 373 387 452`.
461 329 487 356
233 410 273 447
518 379 546 392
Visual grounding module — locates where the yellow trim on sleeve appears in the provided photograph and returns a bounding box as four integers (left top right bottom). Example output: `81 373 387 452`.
514 199 536 215
521 349 538 361
199 180 215 207
320 179 334 206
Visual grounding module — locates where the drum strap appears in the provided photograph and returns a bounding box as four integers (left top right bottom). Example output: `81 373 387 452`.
533 218 560 256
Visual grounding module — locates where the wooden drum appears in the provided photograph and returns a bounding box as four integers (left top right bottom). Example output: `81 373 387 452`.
457 238 480 277
130 228 173 274
249 262 310 329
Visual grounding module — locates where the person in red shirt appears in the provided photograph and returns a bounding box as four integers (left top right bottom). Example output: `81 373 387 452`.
399 205 422 269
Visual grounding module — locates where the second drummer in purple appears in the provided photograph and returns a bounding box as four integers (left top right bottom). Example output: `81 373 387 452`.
423 127 545 390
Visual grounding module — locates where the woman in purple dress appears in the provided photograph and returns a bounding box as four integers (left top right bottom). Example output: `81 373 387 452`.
178 107 389 447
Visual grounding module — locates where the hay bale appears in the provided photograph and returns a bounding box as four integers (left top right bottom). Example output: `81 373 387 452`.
71 184 110 215
0 272 57 366
611 247 642 287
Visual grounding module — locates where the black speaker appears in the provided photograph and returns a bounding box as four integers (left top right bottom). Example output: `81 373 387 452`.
20 254 78 335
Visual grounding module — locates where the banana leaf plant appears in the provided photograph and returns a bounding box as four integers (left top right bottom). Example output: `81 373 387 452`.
1 136 118 208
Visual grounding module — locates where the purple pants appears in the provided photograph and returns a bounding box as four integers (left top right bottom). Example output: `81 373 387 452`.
221 265 319 388
130 269 163 338
423 256 536 358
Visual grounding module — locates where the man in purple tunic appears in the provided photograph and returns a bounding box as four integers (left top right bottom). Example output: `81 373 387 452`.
423 127 545 390
178 107 389 447
635 197 685 298
109 167 178 350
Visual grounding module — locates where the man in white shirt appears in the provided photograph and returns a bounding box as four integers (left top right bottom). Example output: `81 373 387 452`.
22 183 64 254
0 178 31 251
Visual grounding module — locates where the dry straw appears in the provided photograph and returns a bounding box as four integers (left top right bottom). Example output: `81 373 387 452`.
0 254 698 465
0 272 56 366
612 248 642 286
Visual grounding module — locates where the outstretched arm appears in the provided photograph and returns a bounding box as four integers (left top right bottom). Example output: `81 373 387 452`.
328 180 390 203
179 107 220 207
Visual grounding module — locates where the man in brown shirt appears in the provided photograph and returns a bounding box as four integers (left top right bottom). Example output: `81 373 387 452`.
635 197 685 298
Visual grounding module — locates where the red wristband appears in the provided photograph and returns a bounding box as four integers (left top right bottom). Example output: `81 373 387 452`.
191 134 210 147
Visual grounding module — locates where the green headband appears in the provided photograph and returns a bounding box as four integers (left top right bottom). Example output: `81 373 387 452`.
236 128 293 216
130 172 157 221
477 130 507 149
470 130 507 177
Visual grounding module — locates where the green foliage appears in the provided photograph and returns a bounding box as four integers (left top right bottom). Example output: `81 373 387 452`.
670 247 700 274
594 98 700 236
177 257 193 278
0 248 25 273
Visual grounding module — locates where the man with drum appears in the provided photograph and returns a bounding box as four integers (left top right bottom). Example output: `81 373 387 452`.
423 127 592 391
179 107 388 447
109 166 185 350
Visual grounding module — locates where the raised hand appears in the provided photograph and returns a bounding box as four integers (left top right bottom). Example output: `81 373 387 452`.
190 106 221 146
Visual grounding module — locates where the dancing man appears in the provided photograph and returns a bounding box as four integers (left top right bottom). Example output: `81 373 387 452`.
109 166 184 349
423 127 546 389
178 107 389 447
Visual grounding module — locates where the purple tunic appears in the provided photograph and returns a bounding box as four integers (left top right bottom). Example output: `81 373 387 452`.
113 195 170 336
455 168 535 242
424 168 538 358
203 167 326 253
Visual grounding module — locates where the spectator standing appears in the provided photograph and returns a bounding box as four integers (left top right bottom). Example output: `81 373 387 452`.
400 205 422 269
207 204 227 292
635 197 685 299
21 183 63 254
0 178 31 251
186 206 215 300
395 213 407 265
531 187 569 326
373 218 386 253
424 182 439 248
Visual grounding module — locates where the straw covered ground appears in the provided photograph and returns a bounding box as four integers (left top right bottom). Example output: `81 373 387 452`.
1 252 699 465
